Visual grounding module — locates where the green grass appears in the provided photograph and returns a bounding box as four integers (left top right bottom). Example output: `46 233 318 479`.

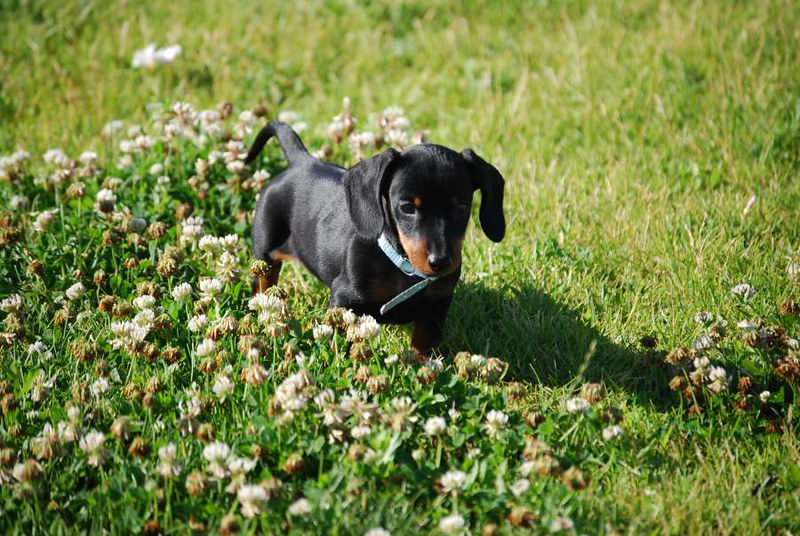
1 0 800 533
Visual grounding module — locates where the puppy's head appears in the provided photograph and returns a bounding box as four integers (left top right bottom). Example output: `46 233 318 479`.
343 144 505 277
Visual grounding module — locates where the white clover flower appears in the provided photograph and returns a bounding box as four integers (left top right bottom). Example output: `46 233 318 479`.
133 294 156 310
549 517 575 533
438 513 465 535
759 391 771 403
347 314 380 341
67 405 81 424
180 216 205 243
132 43 181 68
171 283 193 301
90 378 110 398
731 283 755 299
65 282 86 301
27 340 46 354
43 148 69 167
707 365 730 393
788 263 800 282
510 478 531 497
424 416 447 437
79 430 108 467
131 44 158 68
215 252 239 282
602 425 623 441
342 309 358 326
202 441 231 479
470 354 487 367
278 110 301 125
383 128 409 149
213 374 234 402
287 497 312 516
694 335 714 351
565 397 590 414
203 441 231 464
483 410 509 437
102 120 124 137
10 195 28 211
96 188 117 204
0 294 23 313
439 470 467 493
384 354 399 366
448 406 461 422
248 293 287 320
693 311 714 324
313 323 334 342
109 321 150 349
195 338 216 358
238 484 268 518
157 443 181 478
737 319 758 331
188 314 208 332
198 235 222 255
78 151 98 165
133 309 156 328
351 424 372 439
198 277 223 298
32 210 57 232
364 528 391 536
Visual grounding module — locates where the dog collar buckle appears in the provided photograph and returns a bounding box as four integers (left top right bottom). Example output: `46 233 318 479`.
377 233 439 314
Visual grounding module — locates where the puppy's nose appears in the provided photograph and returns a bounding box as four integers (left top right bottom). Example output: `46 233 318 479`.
427 254 452 273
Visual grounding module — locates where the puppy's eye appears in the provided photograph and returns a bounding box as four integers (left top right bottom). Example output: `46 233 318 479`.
400 203 416 215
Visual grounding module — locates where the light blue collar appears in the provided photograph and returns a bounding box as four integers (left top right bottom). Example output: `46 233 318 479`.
377 233 439 314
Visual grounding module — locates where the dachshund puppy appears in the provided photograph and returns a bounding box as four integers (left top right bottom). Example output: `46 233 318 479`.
246 121 505 353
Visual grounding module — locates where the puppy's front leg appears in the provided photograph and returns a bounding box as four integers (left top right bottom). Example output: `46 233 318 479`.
411 298 452 356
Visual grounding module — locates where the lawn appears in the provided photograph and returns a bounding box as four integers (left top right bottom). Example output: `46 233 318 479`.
1 0 799 533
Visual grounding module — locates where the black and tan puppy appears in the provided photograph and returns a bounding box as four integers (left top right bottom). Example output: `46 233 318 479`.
246 121 505 354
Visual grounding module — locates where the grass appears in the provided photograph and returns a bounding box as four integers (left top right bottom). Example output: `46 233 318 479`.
1 0 800 533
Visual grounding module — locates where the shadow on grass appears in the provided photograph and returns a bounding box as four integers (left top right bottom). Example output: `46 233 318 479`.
443 279 673 409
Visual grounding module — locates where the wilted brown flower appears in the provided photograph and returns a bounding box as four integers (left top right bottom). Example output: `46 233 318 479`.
112 300 133 317
128 436 150 458
142 520 162 536
219 513 240 535
523 437 552 460
110 416 131 441
416 366 438 385
350 341 372 362
774 355 800 384
580 383 605 404
27 259 45 276
669 375 688 391
562 466 591 491
283 453 306 474
665 347 692 365
162 346 181 365
366 374 388 394
185 471 207 495
147 221 168 240
523 410 545 428
508 507 537 528
778 298 800 317
196 423 216 443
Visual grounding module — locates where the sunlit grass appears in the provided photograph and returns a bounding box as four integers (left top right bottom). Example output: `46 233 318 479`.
1 0 799 533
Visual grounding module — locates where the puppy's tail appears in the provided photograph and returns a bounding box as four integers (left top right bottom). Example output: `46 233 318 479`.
245 121 313 167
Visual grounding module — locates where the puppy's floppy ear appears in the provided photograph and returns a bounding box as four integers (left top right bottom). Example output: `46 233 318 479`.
461 148 506 242
342 148 401 239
